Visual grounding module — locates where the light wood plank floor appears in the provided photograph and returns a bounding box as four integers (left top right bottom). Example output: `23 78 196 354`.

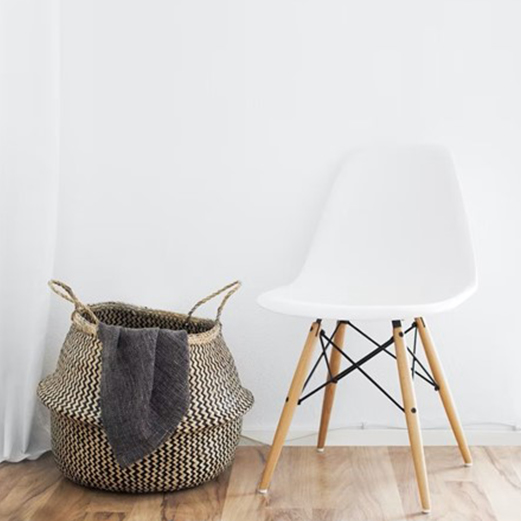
1 446 521 521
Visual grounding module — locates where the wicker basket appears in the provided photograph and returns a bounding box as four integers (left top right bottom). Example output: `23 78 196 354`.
38 280 254 493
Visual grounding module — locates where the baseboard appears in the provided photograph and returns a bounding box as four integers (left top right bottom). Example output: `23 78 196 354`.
241 427 521 446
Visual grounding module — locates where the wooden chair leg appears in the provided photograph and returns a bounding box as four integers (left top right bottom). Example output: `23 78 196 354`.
258 320 321 493
415 317 472 466
393 320 431 514
317 321 346 452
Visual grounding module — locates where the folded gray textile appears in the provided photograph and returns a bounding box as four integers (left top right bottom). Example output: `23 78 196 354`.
98 323 190 467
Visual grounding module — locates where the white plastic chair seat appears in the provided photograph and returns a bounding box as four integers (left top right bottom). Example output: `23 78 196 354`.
258 283 475 321
259 145 477 321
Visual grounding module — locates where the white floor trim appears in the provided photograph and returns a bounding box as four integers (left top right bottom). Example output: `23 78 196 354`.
241 427 521 446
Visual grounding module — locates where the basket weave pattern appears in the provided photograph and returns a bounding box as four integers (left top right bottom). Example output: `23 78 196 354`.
38 282 254 493
50 411 242 493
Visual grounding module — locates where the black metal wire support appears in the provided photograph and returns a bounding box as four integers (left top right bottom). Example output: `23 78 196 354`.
297 320 439 412
346 320 438 388
301 321 340 393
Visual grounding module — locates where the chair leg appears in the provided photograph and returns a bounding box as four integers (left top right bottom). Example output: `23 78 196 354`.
393 320 431 514
415 317 472 466
257 320 321 493
317 321 347 452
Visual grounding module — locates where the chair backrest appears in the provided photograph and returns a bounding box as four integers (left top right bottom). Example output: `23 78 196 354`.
295 145 477 306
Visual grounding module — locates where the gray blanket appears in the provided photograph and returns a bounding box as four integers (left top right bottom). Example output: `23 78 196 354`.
98 323 190 467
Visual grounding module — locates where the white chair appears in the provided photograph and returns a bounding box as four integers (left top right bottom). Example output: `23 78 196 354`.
257 144 477 514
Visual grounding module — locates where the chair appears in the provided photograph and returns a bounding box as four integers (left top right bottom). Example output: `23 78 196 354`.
257 144 477 514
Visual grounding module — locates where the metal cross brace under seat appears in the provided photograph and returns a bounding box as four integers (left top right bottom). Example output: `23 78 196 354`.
297 321 439 412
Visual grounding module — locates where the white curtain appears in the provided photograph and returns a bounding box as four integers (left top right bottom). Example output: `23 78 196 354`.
0 0 60 461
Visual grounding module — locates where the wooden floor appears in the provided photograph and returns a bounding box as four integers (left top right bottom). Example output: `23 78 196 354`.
1 446 521 521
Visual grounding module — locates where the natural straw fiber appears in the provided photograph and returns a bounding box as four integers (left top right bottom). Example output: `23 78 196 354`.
38 280 253 493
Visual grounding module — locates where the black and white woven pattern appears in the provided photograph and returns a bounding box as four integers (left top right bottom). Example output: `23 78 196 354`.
51 411 242 493
38 301 253 493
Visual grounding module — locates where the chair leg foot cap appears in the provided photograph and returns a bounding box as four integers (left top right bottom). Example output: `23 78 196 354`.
422 509 431 514
464 462 473 467
257 488 268 495
317 448 325 453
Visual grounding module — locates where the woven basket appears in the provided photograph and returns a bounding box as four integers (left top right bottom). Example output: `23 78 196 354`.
38 280 254 493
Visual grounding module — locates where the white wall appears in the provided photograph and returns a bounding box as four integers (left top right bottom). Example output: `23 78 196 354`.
47 0 521 437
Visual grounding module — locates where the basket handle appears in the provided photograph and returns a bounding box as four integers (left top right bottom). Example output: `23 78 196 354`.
48 280 99 331
185 281 241 324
